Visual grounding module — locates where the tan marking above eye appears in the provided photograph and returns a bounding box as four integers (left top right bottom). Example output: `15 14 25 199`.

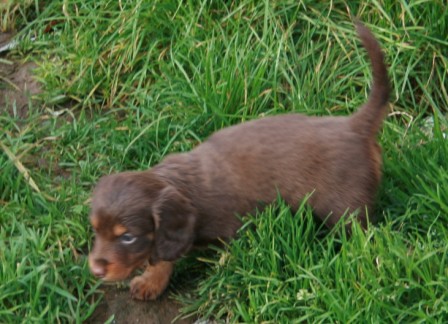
147 233 155 241
91 216 99 230
113 224 128 237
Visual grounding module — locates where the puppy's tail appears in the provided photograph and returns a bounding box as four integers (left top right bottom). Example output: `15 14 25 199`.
351 21 389 137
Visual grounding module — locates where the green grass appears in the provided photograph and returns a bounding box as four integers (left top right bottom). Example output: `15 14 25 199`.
1 0 447 322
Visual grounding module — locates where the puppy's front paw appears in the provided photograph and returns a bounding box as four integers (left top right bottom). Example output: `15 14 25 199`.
129 261 174 301
130 275 163 301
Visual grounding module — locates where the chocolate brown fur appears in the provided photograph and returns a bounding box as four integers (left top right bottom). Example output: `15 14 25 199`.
88 22 389 300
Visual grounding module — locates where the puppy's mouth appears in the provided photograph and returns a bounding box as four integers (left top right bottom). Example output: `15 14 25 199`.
107 264 136 281
102 259 149 281
89 253 149 281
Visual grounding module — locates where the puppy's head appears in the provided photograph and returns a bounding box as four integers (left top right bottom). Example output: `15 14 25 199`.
88 171 196 281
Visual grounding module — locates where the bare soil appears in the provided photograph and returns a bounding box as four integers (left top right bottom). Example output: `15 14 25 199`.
0 32 41 118
87 285 193 324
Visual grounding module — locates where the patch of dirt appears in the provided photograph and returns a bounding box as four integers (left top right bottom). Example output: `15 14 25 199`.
0 32 41 118
87 285 193 324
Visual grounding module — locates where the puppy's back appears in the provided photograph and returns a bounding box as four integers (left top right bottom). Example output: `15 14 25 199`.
164 22 389 232
195 113 376 226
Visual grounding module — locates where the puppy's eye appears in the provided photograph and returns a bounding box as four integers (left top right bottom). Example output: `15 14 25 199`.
120 233 137 245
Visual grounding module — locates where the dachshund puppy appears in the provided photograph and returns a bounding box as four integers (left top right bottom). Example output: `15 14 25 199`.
89 22 389 300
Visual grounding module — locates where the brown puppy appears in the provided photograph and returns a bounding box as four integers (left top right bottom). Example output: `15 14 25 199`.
88 22 389 300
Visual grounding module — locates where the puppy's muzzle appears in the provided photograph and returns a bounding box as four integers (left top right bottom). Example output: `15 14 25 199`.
89 255 108 278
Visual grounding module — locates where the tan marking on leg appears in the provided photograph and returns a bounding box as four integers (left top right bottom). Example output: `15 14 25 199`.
130 261 174 301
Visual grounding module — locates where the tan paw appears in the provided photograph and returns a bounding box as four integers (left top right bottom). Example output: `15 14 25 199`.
130 275 164 301
129 261 174 301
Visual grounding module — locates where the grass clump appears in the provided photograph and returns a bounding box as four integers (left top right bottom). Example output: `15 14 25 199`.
0 0 40 32
0 218 98 322
183 189 448 322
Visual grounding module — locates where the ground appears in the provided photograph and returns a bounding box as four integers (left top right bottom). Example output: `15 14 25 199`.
87 285 191 324
0 32 40 118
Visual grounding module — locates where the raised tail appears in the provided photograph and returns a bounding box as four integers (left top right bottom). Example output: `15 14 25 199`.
351 21 389 137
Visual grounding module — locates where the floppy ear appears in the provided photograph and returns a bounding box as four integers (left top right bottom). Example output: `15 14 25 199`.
151 186 196 263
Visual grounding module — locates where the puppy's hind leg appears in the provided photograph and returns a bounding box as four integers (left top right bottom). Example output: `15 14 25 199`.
130 261 174 301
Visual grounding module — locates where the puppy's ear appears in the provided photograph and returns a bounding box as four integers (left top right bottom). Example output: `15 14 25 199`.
151 186 196 263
